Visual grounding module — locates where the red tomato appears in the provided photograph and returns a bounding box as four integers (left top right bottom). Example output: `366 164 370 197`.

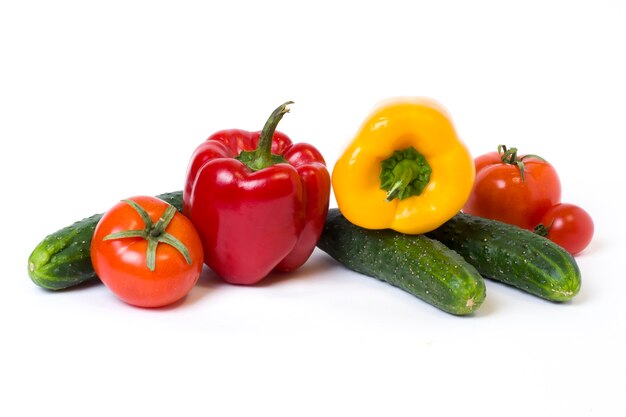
91 196 203 308
463 146 561 230
537 203 594 256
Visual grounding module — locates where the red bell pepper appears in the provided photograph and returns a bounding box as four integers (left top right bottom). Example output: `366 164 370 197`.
183 102 330 285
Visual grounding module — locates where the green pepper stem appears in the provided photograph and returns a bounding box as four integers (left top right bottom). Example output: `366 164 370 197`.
380 147 432 201
237 101 293 171
257 101 293 164
385 164 415 202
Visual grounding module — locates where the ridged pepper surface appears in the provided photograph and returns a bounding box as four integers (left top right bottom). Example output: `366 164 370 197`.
184 102 330 285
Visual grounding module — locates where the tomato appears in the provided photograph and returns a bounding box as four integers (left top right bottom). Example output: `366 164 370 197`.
536 203 594 256
463 146 561 230
91 196 203 308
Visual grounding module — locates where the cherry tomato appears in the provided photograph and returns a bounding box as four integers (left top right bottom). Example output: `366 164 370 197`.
536 203 594 256
91 196 203 308
463 145 561 230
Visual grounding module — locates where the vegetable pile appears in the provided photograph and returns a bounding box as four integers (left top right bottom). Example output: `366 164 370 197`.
27 98 592 314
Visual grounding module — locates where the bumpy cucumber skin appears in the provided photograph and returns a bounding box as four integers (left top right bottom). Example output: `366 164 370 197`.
426 213 581 302
317 209 486 315
28 191 184 290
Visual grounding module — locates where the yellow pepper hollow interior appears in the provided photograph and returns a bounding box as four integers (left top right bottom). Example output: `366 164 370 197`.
332 97 475 234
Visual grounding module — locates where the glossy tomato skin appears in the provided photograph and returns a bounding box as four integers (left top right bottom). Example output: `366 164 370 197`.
91 196 203 308
539 203 594 256
473 151 502 173
463 152 562 230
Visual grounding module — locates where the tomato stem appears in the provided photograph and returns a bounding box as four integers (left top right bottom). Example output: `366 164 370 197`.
497 144 547 182
151 205 177 237
534 224 550 237
103 200 192 272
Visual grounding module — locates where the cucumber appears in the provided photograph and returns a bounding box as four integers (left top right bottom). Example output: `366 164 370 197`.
28 191 184 290
426 213 581 302
317 209 486 315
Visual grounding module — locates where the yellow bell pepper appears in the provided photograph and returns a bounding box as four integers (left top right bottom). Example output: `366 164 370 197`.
332 97 475 234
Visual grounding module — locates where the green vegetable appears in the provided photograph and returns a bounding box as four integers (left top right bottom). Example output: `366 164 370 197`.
28 191 183 290
317 209 486 315
426 213 581 302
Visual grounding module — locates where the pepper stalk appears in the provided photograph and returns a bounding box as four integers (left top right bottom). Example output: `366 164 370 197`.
237 101 293 171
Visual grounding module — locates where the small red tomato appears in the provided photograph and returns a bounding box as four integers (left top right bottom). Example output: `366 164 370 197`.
91 196 203 308
536 203 594 256
463 145 561 230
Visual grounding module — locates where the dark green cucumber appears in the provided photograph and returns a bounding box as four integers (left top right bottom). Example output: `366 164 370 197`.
317 209 486 315
28 191 184 290
426 213 581 302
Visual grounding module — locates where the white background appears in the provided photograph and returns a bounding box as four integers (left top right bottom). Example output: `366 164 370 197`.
2 1 625 416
